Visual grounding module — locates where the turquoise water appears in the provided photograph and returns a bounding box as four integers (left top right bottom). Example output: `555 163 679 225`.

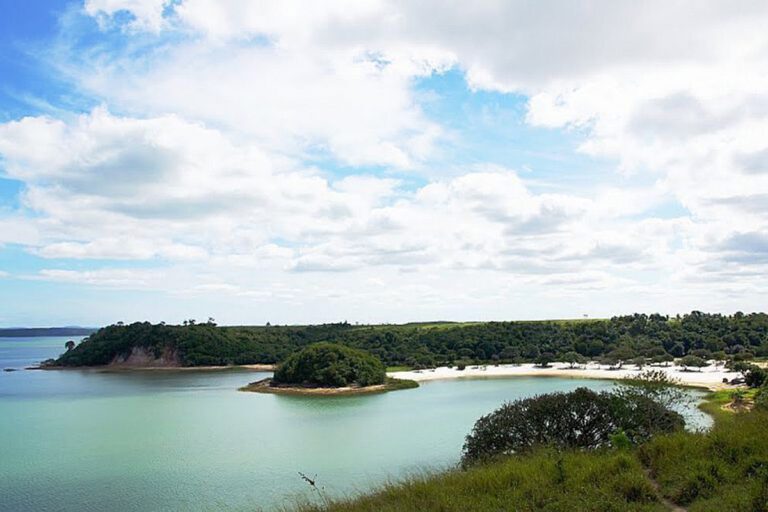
0 337 708 511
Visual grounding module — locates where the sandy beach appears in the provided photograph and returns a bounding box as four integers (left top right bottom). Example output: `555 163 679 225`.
389 362 739 391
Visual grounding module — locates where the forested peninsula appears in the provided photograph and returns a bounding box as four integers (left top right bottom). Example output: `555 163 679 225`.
51 312 768 368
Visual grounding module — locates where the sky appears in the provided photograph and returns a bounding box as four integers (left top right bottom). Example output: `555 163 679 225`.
1 1 768 327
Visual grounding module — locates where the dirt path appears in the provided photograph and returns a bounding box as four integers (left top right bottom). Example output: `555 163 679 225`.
645 469 686 512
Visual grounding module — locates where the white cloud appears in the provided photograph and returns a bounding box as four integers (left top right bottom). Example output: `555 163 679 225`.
56 5 447 169
36 268 164 288
0 108 663 280
5 1 768 322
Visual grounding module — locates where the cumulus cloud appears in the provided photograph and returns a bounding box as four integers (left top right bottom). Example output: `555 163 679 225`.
4 0 768 322
0 107 663 282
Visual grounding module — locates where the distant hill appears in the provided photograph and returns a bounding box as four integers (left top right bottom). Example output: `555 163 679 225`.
0 327 97 338
50 312 768 368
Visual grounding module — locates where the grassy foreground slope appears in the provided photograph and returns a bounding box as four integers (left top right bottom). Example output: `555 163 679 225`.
295 450 666 512
294 398 768 512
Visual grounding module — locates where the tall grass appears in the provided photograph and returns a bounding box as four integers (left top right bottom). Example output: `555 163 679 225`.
640 408 768 511
292 450 666 512
289 393 768 512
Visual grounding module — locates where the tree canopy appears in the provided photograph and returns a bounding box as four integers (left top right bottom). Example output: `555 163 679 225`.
272 343 386 387
53 311 768 368
461 387 684 466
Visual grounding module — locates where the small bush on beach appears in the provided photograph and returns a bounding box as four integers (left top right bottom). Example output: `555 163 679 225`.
679 355 708 371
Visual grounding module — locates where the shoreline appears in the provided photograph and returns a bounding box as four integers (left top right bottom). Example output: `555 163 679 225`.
240 377 418 396
29 363 276 372
388 362 740 391
28 361 742 392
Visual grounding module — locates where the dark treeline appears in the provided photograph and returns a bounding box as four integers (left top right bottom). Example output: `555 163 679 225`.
54 311 768 367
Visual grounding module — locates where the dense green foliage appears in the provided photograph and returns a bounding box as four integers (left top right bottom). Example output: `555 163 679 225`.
679 354 709 370
461 387 684 466
734 362 768 388
273 343 386 387
755 387 768 410
55 311 768 367
295 395 768 512
54 321 259 366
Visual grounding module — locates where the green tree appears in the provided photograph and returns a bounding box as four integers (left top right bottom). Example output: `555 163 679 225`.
679 355 707 371
605 346 635 369
612 370 694 411
462 387 683 466
273 343 386 387
733 362 767 387
535 352 554 368
562 351 585 368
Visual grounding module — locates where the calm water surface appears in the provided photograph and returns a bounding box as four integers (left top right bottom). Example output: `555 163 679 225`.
0 337 709 511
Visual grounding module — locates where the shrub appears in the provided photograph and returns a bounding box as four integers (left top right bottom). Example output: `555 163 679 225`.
273 343 386 387
755 387 768 410
734 362 767 388
610 430 632 450
461 387 684 466
679 355 707 371
613 369 694 411
747 367 767 388
562 351 585 368
535 352 554 367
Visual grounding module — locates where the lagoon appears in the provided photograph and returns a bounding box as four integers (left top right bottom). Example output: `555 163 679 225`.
0 337 708 511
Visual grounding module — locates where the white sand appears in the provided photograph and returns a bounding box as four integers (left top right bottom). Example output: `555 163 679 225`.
389 362 739 391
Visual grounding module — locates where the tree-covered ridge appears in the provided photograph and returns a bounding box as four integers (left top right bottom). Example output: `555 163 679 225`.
53 311 768 368
273 343 386 387
54 321 260 367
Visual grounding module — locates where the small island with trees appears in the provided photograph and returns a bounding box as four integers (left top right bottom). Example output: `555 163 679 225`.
240 343 418 396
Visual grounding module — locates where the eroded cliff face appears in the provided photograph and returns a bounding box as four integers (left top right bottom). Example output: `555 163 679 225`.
110 346 181 367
